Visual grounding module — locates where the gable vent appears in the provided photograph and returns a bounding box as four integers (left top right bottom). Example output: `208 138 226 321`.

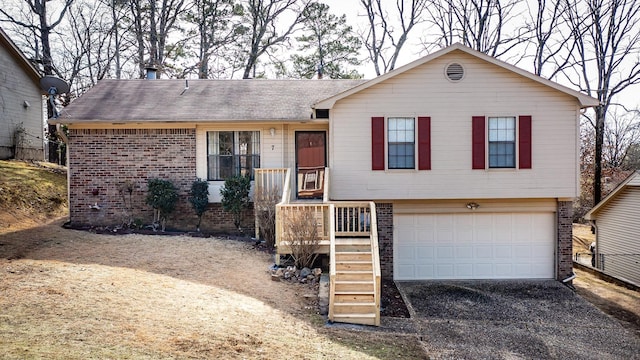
446 63 464 81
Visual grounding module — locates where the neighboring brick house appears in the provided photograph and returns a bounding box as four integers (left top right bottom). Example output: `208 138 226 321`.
0 27 44 160
55 44 598 282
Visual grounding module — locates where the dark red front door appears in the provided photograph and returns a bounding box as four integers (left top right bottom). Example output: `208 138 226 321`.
296 131 326 199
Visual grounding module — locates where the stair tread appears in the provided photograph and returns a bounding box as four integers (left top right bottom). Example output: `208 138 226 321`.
333 302 376 306
332 313 376 318
336 270 373 273
334 290 375 294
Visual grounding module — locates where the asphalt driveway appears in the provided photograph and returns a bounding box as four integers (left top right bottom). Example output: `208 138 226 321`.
396 280 640 359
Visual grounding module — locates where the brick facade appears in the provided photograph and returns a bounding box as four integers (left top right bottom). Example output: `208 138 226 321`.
375 202 394 279
67 128 252 232
557 200 574 282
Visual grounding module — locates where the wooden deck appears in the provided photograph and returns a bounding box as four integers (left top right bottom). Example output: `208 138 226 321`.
255 168 381 326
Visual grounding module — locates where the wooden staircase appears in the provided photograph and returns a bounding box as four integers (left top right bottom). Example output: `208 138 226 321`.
330 237 379 325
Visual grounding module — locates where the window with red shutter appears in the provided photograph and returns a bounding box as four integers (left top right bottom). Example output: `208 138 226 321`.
371 117 385 170
472 116 486 169
519 115 532 169
418 117 431 170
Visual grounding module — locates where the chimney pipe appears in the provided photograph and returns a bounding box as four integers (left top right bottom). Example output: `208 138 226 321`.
145 65 157 79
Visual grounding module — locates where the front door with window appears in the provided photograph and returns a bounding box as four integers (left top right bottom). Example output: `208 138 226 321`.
296 131 326 199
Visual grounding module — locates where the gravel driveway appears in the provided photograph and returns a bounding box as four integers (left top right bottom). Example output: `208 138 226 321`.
397 280 640 359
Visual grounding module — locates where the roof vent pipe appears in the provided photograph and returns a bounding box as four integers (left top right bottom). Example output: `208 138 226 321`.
145 65 157 79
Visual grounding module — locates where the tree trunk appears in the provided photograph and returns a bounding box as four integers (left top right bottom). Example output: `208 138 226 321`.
594 104 605 205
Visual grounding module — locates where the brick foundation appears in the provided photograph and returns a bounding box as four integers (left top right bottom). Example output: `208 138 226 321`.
557 200 574 282
67 128 251 232
375 202 393 279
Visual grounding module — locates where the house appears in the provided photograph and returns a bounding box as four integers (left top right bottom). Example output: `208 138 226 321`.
584 171 640 287
0 27 44 160
54 44 598 326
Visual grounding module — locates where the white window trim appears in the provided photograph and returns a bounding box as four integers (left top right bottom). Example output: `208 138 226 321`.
385 116 418 171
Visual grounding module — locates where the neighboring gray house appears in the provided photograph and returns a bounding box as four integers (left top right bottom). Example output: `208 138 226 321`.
585 171 640 287
0 27 44 160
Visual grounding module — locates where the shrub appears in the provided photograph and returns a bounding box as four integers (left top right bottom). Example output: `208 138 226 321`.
255 187 281 249
283 208 320 269
189 179 210 231
117 180 135 227
220 174 251 231
145 178 179 231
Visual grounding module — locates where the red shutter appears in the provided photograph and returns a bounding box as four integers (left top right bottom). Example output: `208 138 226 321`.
519 115 532 169
472 116 486 169
418 116 431 170
371 117 385 170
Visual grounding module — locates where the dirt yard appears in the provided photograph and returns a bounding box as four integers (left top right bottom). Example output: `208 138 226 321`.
0 219 424 359
572 224 640 338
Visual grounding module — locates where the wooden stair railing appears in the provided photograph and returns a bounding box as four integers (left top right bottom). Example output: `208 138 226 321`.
329 202 381 326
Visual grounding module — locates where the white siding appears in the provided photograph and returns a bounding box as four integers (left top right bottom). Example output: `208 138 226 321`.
329 50 580 201
595 186 640 286
0 42 44 159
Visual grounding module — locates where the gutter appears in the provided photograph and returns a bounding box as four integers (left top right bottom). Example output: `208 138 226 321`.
57 124 71 214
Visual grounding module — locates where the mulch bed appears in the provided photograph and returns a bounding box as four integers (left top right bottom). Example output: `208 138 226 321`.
381 279 411 318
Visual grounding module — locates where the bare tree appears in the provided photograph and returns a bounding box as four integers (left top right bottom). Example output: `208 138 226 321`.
127 0 188 78
527 0 575 77
58 0 119 95
603 108 640 169
563 0 640 204
1 0 74 163
422 0 527 59
238 0 309 79
360 0 428 76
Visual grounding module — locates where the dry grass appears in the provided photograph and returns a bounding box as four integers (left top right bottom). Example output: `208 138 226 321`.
0 160 68 234
572 224 640 337
573 223 595 254
0 222 424 359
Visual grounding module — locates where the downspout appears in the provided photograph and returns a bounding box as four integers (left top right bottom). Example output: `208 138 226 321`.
57 123 70 214
590 220 599 269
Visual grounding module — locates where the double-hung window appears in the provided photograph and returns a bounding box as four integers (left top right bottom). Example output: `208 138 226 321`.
207 131 260 180
388 117 415 169
488 117 516 168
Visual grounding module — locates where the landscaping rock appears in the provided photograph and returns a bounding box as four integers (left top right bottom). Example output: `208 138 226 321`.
300 267 312 278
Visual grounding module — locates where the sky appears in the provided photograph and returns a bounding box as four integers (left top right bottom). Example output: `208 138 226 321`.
321 0 640 112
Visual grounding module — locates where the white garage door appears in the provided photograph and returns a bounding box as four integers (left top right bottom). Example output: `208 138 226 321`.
394 213 555 280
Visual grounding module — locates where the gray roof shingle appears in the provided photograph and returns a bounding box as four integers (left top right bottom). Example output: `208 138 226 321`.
57 79 366 123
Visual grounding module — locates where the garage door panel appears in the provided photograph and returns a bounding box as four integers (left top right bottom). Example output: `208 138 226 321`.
416 265 435 278
396 246 415 262
475 245 493 259
475 263 494 277
495 245 512 258
436 264 454 277
394 212 555 280
437 246 454 259
456 264 473 277
416 246 435 260
456 247 473 259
